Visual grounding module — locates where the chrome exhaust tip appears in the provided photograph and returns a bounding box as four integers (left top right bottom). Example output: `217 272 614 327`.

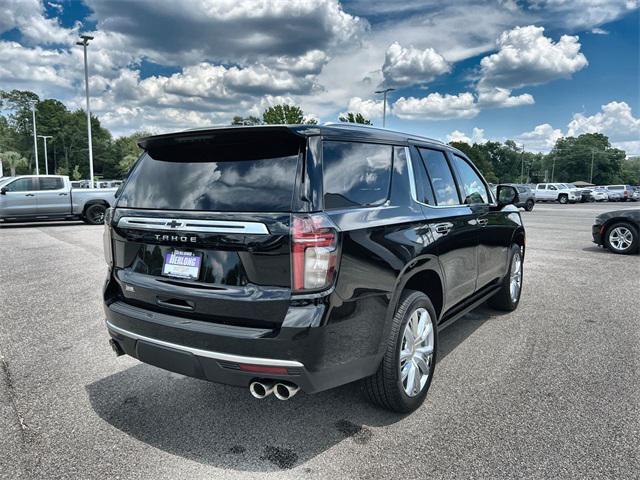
249 380 274 399
273 382 300 400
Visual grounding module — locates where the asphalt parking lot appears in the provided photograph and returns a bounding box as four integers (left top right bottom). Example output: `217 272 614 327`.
1 203 638 479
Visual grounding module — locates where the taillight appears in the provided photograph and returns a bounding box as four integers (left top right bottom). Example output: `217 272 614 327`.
103 208 114 267
291 213 338 292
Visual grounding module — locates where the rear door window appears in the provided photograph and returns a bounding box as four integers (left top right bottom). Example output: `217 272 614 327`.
322 141 392 209
37 177 64 190
418 148 460 206
117 140 301 212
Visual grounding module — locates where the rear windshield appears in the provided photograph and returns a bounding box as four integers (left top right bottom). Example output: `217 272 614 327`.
117 138 301 212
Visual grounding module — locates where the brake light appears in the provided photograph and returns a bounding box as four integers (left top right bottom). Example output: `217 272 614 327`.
291 213 338 292
103 208 114 267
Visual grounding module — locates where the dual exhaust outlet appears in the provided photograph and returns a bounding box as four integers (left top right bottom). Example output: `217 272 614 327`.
249 380 300 400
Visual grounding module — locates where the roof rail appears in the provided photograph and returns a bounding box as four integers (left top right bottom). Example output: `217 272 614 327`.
323 122 445 145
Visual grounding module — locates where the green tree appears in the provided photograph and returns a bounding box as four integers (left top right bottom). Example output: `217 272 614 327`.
448 142 498 183
262 104 316 125
339 112 372 125
550 133 624 184
71 164 82 181
231 115 262 126
0 151 28 176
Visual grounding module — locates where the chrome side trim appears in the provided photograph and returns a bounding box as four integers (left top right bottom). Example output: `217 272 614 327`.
106 321 304 368
404 146 483 210
117 216 269 234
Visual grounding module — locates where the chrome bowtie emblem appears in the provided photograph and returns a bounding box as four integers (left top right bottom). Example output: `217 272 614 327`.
165 220 183 229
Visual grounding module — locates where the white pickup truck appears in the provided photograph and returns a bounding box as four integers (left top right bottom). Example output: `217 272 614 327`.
534 183 581 204
0 175 117 224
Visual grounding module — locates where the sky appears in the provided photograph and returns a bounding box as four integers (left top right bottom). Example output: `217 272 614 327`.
0 0 638 154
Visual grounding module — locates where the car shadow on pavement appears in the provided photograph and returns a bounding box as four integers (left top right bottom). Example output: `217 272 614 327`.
0 221 85 229
86 309 489 472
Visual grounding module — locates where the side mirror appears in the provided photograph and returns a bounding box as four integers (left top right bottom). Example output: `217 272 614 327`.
496 185 519 208
0 187 7 195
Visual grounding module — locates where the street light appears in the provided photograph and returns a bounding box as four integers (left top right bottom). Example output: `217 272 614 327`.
374 88 395 128
76 34 95 188
31 103 39 175
38 135 53 175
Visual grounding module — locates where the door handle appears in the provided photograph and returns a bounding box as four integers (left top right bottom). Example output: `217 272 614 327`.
25 193 35 197
156 298 195 311
58 192 68 196
477 218 489 227
434 222 453 234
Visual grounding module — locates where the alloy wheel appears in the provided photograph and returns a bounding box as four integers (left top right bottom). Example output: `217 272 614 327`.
399 307 434 397
510 252 522 302
609 227 634 251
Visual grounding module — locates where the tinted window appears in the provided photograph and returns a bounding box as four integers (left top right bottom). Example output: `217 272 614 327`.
418 148 459 206
609 185 623 190
323 141 392 209
118 151 300 212
517 186 528 193
537 184 546 190
37 177 64 190
408 148 435 205
549 185 557 190
5 178 34 192
451 155 488 204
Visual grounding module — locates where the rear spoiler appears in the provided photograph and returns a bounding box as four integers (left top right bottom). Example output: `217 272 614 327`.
137 125 311 151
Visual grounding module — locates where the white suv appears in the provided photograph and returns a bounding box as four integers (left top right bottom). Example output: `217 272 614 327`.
535 183 581 204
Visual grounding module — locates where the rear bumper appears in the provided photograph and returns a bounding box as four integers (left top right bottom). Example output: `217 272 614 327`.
104 298 382 394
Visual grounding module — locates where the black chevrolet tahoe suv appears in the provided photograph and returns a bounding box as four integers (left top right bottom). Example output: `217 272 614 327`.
103 124 525 413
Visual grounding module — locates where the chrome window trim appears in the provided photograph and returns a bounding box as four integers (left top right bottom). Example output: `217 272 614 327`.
106 321 304 368
117 216 269 234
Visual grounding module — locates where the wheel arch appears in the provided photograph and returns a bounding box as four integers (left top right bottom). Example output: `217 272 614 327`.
82 199 111 216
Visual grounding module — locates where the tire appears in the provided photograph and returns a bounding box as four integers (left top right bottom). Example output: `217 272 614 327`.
524 199 535 212
604 222 638 255
83 203 107 225
363 290 437 413
558 194 568 204
488 244 523 311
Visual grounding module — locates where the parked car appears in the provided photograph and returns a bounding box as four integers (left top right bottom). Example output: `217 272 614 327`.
102 124 526 413
592 208 640 254
534 183 581 204
631 187 639 202
0 175 116 224
605 185 635 202
502 184 536 211
591 187 609 202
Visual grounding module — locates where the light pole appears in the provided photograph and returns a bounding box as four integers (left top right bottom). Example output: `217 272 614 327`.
31 103 39 175
77 34 95 188
38 135 53 175
374 88 395 128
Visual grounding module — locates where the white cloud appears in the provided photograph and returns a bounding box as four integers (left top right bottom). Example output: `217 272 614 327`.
84 0 366 66
0 0 76 45
567 101 640 141
382 42 450 86
476 87 535 108
591 27 609 34
342 97 385 119
529 0 638 31
447 127 487 144
393 92 479 120
271 50 329 75
478 25 588 90
516 123 564 152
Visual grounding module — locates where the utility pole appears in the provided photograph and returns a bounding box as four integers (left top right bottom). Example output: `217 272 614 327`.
589 150 595 184
77 34 95 188
520 144 525 184
551 155 556 183
38 135 53 175
31 103 39 175
374 88 395 128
